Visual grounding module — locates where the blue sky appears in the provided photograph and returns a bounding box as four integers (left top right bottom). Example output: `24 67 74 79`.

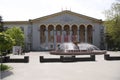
0 0 118 21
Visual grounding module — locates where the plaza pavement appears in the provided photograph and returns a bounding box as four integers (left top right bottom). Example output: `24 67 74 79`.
1 51 120 80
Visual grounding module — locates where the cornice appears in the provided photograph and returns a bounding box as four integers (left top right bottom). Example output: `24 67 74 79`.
4 21 29 24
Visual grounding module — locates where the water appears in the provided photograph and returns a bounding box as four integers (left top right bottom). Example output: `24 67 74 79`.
52 42 107 55
78 43 100 51
58 42 100 51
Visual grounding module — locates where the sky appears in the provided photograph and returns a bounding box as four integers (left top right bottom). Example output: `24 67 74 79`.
0 0 119 21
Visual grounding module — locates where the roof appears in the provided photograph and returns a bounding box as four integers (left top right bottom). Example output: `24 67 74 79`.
4 10 103 24
32 10 103 23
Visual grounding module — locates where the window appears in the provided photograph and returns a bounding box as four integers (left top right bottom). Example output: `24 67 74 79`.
4 27 8 31
20 27 24 32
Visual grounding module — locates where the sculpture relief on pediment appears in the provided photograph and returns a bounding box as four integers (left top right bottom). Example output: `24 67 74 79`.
60 16 73 22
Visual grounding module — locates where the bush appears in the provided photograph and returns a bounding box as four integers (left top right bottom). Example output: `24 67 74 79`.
0 64 11 71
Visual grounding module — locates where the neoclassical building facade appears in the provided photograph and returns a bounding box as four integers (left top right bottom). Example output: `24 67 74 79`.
4 10 105 51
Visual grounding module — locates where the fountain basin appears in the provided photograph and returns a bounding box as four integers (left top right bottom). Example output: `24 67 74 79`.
50 50 106 55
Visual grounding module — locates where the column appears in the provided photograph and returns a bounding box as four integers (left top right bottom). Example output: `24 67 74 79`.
79 29 80 42
69 26 72 42
77 29 79 42
92 27 95 44
85 26 87 43
45 28 48 48
54 28 56 49
63 30 65 42
61 27 64 43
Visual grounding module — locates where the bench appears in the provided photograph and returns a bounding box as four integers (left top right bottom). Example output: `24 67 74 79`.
104 54 120 60
1 56 29 63
40 54 95 62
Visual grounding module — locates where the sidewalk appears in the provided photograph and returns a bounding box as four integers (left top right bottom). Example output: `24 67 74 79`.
1 51 120 80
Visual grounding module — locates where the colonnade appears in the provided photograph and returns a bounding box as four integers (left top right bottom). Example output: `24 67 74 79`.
40 24 93 49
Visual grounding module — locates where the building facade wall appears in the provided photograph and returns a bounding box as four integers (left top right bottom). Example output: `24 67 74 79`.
3 24 28 41
3 11 105 51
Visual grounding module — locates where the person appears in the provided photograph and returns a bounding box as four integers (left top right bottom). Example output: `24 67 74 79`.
74 42 79 50
21 49 25 55
57 44 60 50
17 49 20 55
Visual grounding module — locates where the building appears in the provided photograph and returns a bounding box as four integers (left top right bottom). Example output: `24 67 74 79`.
3 10 105 51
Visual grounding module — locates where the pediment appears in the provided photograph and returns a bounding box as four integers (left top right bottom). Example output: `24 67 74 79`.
32 10 102 24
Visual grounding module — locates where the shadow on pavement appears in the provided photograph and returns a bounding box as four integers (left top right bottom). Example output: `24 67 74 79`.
0 70 13 79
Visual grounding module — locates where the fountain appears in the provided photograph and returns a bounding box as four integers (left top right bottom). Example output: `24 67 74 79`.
50 42 107 55
40 42 107 62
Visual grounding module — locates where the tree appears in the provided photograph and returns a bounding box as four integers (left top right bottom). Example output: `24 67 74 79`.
0 32 15 56
5 27 25 47
0 33 14 71
0 16 4 32
104 3 120 50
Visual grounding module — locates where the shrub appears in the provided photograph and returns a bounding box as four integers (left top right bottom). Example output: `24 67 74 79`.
0 64 11 71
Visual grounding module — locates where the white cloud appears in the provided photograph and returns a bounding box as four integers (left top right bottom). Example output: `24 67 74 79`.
0 0 116 21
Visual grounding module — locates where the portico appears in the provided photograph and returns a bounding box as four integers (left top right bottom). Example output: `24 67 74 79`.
39 24 93 50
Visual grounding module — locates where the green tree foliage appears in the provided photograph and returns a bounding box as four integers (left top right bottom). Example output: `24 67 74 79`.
0 32 15 55
0 64 11 71
104 3 120 50
5 27 24 47
0 16 4 32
